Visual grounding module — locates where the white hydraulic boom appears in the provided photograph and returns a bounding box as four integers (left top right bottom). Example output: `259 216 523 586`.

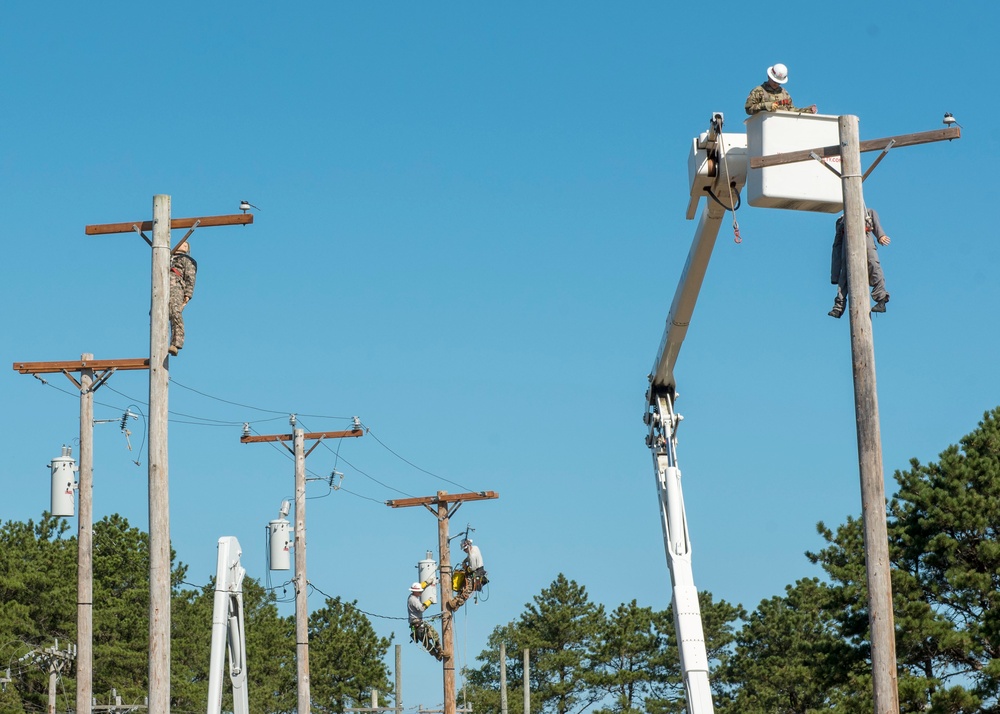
643 113 747 714
207 536 249 714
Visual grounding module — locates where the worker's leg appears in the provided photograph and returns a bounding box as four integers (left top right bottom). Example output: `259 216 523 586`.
866 240 888 303
829 269 847 318
830 234 844 285
168 280 185 352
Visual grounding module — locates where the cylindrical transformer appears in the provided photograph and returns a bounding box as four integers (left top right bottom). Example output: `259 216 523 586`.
417 550 438 604
269 518 291 570
49 445 76 517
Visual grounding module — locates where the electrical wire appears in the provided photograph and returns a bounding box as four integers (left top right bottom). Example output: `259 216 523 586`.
308 581 440 622
29 373 476 504
361 421 475 492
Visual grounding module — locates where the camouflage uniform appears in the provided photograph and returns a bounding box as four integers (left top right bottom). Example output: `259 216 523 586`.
831 208 888 310
745 82 811 115
168 251 198 353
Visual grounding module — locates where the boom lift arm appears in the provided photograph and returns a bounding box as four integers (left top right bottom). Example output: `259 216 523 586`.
643 114 747 714
207 536 249 714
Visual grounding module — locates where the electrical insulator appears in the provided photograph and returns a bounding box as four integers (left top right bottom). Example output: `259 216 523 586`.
417 550 438 604
49 445 77 517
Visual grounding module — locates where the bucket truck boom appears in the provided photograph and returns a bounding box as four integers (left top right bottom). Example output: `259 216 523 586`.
643 113 747 714
207 536 249 714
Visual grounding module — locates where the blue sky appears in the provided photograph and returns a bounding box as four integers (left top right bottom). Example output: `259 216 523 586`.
2 1 997 709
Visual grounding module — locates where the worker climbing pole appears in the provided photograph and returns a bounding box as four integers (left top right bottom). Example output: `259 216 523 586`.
387 490 499 714
449 533 488 611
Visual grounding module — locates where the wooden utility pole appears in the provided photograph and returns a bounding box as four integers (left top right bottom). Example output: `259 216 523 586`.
840 115 899 714
523 649 529 714
86 197 252 714
499 643 508 714
752 119 960 714
386 490 499 714
12 356 150 714
396 644 403 714
242 421 364 714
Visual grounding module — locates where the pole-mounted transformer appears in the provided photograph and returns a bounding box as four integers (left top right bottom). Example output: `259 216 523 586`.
417 550 438 604
49 445 77 517
269 500 291 571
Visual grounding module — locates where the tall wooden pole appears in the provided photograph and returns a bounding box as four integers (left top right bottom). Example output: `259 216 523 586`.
395 644 403 714
840 115 899 714
148 194 172 714
499 643 508 714
522 649 529 714
294 427 312 713
78 354 94 714
240 425 363 714
436 492 456 714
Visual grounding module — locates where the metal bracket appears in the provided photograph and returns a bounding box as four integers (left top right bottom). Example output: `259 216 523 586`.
810 151 843 178
173 219 201 253
132 224 152 247
862 139 896 182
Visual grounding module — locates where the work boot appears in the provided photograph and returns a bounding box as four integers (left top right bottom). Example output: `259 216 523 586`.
871 295 889 314
168 345 180 356
828 305 844 319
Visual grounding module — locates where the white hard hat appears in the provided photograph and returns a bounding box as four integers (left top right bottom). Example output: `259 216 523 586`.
461 539 472 548
767 63 789 85
410 582 424 592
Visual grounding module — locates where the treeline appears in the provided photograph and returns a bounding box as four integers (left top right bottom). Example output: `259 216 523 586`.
0 513 392 714
463 407 1000 714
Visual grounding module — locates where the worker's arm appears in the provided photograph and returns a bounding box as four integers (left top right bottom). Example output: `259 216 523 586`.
181 257 197 302
869 210 891 245
745 86 770 115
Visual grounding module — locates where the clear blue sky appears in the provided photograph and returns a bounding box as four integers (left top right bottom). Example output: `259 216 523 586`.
2 1 997 709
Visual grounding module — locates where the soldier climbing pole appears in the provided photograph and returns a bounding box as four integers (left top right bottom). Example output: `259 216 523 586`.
85 197 252 714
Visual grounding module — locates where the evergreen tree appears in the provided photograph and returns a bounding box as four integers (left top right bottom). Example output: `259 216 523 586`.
806 407 1000 713
308 596 393 714
589 600 664 714
719 577 858 714
466 575 604 714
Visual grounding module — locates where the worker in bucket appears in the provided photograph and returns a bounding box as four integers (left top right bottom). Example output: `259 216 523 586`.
407 580 442 660
745 63 817 115
450 538 488 610
828 207 891 318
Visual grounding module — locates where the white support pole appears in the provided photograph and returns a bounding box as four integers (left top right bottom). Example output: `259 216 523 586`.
148 194 172 714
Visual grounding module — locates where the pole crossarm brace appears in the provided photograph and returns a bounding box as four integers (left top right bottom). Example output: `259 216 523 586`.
386 491 499 509
749 126 960 169
85 213 252 235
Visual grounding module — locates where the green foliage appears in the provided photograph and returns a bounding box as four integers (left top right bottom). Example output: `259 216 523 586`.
308 596 394 713
0 513 389 714
465 577 742 714
804 407 1000 713
719 577 859 714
